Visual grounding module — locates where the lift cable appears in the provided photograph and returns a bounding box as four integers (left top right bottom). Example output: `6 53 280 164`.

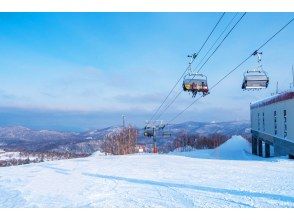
146 12 226 126
167 16 294 124
154 88 183 121
154 13 246 121
197 12 226 56
193 13 239 72
196 12 246 73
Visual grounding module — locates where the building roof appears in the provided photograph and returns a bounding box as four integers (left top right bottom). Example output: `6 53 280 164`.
250 90 294 110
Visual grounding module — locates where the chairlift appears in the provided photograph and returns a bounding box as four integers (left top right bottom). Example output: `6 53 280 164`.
183 73 209 97
182 54 209 97
162 130 172 137
162 124 172 137
144 125 154 137
242 51 269 90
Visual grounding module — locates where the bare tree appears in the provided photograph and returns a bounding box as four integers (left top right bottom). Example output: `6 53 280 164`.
101 126 137 155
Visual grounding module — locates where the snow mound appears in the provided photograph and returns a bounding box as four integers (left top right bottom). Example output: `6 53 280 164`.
214 135 252 160
91 151 105 157
170 135 252 160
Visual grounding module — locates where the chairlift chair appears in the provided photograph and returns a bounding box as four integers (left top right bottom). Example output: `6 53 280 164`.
161 124 171 137
242 51 269 90
242 70 269 90
144 126 154 137
162 131 172 137
183 73 209 97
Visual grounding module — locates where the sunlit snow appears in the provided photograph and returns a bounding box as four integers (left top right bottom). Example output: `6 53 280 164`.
0 136 293 208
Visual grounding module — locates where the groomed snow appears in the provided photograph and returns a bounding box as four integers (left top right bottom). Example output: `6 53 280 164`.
170 135 253 160
0 136 293 208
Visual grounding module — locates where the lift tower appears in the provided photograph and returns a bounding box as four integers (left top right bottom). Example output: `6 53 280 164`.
143 121 169 153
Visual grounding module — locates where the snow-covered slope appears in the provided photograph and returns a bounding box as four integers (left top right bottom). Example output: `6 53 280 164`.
170 135 253 160
0 136 293 208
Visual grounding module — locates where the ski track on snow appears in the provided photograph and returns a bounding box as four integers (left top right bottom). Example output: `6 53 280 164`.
0 136 293 208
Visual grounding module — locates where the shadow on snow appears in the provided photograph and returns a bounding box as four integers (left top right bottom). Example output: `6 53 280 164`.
83 172 294 205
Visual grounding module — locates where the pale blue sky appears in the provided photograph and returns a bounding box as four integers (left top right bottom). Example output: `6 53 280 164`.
0 13 293 131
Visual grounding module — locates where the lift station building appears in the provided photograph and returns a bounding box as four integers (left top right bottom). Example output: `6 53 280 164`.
250 90 294 158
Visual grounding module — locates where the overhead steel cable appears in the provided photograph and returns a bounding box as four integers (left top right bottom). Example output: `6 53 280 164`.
210 16 294 91
196 12 247 73
154 87 183 121
167 56 252 124
146 13 226 125
146 65 190 125
193 13 239 72
167 16 294 124
196 12 226 56
167 95 204 124
154 13 246 121
255 17 294 51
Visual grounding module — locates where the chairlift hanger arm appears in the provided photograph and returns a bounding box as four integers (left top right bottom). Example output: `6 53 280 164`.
187 53 198 64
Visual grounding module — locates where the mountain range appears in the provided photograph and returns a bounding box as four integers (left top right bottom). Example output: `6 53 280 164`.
0 121 250 154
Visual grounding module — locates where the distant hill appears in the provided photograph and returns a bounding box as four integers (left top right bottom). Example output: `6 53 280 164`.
166 121 250 135
0 121 250 154
0 126 75 141
137 121 250 148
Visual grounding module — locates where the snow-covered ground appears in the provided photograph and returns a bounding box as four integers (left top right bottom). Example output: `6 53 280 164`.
0 136 293 208
0 151 38 161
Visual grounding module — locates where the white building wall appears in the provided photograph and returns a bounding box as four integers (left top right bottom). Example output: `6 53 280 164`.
251 98 294 143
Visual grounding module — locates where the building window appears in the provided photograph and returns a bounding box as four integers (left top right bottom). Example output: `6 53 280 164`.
284 110 287 138
258 113 260 131
262 112 265 131
274 110 277 135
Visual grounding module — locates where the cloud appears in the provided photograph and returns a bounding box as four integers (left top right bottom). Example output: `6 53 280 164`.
114 93 165 104
0 89 17 100
82 66 101 76
0 89 30 102
0 104 250 132
40 91 58 98
0 106 153 131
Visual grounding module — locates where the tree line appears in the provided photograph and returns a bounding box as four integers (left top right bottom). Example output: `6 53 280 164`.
170 132 230 152
100 126 231 154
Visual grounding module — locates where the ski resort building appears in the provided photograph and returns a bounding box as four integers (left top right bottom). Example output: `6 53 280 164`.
250 90 294 158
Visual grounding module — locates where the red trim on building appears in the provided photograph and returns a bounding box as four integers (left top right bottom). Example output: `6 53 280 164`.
250 91 294 110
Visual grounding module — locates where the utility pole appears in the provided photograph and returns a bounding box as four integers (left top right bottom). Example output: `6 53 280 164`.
122 115 126 128
276 81 279 94
152 127 158 153
128 127 131 150
292 65 294 88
